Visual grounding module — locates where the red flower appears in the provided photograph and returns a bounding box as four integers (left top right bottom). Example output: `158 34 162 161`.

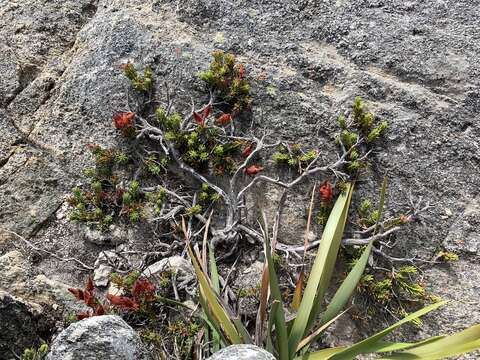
85 277 94 292
203 104 212 119
113 112 135 129
95 305 106 316
215 113 232 126
132 278 156 300
193 111 205 127
107 294 140 311
238 64 245 78
83 290 95 307
241 143 255 157
319 181 333 203
77 312 92 320
68 288 84 301
245 165 264 176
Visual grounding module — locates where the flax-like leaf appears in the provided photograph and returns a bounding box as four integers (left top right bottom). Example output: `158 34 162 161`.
288 183 354 359
296 346 346 360
370 336 444 352
266 300 281 355
208 242 221 352
381 324 480 359
292 271 305 311
255 263 270 346
297 309 348 352
187 245 243 344
320 240 373 325
261 211 289 360
198 289 228 346
329 300 447 359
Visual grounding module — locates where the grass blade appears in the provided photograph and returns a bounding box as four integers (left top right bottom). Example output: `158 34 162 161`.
370 337 444 353
266 300 281 354
261 210 289 360
255 262 270 346
320 240 373 325
381 324 480 359
296 346 347 360
297 309 349 352
208 243 221 352
187 244 243 344
288 183 354 358
198 289 228 346
292 271 305 311
329 300 447 359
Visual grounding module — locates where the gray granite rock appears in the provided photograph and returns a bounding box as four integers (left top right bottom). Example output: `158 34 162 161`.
0 290 42 359
1 0 479 355
46 315 150 360
207 344 275 360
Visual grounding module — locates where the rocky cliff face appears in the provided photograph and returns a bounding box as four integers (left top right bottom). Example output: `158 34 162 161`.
0 0 479 357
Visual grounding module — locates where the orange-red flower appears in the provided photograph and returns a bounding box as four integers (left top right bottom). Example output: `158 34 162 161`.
319 181 333 203
193 111 205 127
132 278 156 301
106 294 140 311
83 290 95 307
85 276 94 292
203 104 212 119
68 288 84 301
238 64 245 78
245 165 264 176
76 312 92 320
215 113 232 125
95 305 106 316
241 143 255 157
113 112 135 129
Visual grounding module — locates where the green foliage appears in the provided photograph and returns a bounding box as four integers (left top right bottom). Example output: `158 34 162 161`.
145 154 169 176
367 121 388 143
316 202 333 226
111 271 141 289
141 330 163 347
146 187 167 215
357 198 381 227
355 264 436 319
437 250 459 262
67 145 149 229
337 97 389 175
238 284 260 299
123 63 154 92
186 204 202 217
272 145 317 171
64 51 480 360
198 183 221 207
167 320 201 358
21 344 48 360
199 51 252 112
188 182 480 360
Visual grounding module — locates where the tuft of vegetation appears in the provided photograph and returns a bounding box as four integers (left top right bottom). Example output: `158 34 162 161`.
337 96 388 174
272 144 318 173
186 181 480 360
122 63 154 92
20 344 48 360
199 51 252 113
62 51 480 360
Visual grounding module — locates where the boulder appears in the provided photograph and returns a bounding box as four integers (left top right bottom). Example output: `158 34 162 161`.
207 344 275 360
46 315 150 360
0 290 42 359
142 255 195 289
